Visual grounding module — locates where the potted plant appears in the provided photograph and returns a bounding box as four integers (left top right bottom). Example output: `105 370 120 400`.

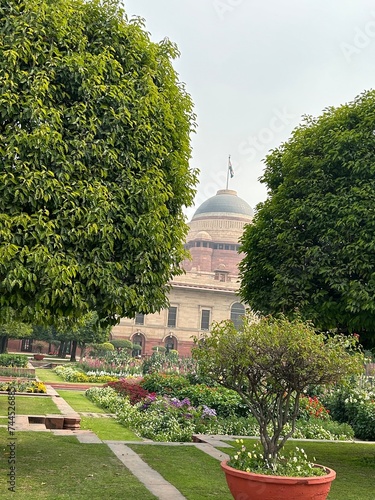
192 315 364 500
33 342 46 360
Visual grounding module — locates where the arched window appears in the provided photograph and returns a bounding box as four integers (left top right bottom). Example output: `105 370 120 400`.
132 332 145 357
165 335 176 353
230 302 245 330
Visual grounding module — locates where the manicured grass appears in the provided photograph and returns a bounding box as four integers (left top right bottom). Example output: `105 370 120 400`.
80 416 142 441
0 429 157 499
0 417 7 424
221 439 375 500
56 390 107 413
35 369 65 383
128 444 233 499
0 395 60 416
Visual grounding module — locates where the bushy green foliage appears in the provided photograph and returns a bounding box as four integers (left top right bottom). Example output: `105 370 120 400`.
239 91 375 346
0 0 198 326
85 385 355 442
140 372 248 417
0 354 29 367
321 377 375 440
174 384 248 418
140 373 190 394
110 339 133 350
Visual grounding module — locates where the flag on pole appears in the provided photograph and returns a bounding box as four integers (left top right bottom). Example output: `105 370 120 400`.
228 156 234 178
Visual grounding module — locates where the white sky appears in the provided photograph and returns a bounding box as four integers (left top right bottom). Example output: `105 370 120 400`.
124 0 375 220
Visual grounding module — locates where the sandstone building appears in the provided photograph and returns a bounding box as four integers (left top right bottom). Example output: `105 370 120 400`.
111 189 253 356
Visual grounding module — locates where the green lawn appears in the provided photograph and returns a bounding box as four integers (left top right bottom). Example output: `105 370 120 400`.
0 429 156 500
0 395 60 416
35 369 66 383
128 444 233 500
80 416 142 441
220 439 375 500
55 390 107 413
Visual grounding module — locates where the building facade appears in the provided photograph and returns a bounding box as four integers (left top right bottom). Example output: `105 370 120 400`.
111 189 253 356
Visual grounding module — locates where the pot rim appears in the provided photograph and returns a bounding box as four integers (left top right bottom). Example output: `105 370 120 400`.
221 460 336 485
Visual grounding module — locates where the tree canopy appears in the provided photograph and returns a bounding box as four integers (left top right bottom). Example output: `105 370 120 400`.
0 0 197 326
239 90 375 347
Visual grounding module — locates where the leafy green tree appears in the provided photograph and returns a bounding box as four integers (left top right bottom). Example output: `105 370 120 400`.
240 90 375 347
0 0 197 326
0 309 32 353
61 311 110 361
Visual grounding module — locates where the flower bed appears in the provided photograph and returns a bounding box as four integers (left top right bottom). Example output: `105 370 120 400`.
85 385 354 442
54 365 119 383
0 380 47 393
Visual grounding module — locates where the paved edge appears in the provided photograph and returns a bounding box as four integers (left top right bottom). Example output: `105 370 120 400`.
107 443 187 500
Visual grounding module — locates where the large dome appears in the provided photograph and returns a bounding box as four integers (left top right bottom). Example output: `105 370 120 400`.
192 189 253 220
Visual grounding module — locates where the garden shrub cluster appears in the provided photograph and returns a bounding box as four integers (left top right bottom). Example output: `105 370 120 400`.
321 377 375 440
85 382 355 442
0 354 29 368
107 379 151 404
140 373 248 417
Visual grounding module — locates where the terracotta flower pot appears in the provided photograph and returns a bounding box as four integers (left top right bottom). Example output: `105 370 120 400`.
221 460 336 500
33 354 45 360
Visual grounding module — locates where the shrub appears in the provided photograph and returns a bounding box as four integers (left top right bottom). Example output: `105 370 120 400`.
107 379 151 404
174 384 249 418
140 373 190 394
320 377 375 440
85 385 355 443
352 401 375 440
298 395 331 421
140 373 248 418
89 342 115 359
110 339 133 351
0 354 29 368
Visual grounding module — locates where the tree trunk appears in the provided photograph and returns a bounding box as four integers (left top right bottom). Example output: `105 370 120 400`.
0 335 8 354
70 340 77 362
58 341 67 358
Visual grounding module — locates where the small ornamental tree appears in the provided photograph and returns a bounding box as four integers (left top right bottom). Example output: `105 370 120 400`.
192 315 364 465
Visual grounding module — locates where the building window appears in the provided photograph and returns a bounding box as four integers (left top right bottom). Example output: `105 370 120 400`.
201 309 210 330
165 335 175 353
132 332 144 357
167 306 177 328
231 302 245 330
21 339 33 352
135 313 144 325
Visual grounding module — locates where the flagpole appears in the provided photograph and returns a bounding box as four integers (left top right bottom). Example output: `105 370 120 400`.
226 155 230 190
